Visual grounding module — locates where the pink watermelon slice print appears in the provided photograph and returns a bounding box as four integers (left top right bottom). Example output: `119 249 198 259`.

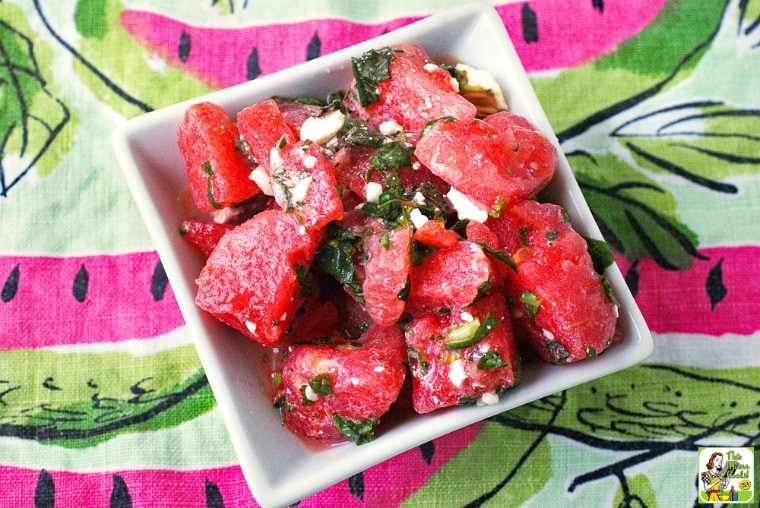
120 0 667 89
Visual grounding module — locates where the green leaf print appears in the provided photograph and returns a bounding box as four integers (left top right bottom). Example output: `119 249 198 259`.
613 474 657 508
569 152 701 270
0 344 215 448
0 3 77 195
536 0 760 268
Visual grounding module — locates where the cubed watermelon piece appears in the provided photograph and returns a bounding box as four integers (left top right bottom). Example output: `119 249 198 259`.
488 200 618 363
346 44 477 136
271 141 344 230
406 241 492 316
179 219 235 257
275 323 407 443
412 219 459 249
415 114 556 214
236 98 297 173
177 101 261 212
405 293 520 414
362 220 412 326
194 209 323 346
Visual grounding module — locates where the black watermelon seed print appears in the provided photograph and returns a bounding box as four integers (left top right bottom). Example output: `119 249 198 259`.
72 264 89 303
593 0 604 13
247 47 261 80
151 260 168 301
110 474 133 508
348 471 365 501
307 32 321 60
34 469 54 508
706 258 727 310
205 479 225 508
521 3 539 43
420 440 435 465
2 264 19 302
178 30 191 63
42 377 63 391
625 261 640 297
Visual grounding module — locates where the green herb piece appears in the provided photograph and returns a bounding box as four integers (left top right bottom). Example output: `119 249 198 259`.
235 137 258 168
477 242 518 272
585 347 597 359
201 161 222 209
520 291 541 319
379 230 391 250
457 395 478 406
294 96 325 106
271 371 282 389
545 230 559 242
369 141 412 171
584 236 615 274
313 224 364 300
293 263 312 297
339 117 384 148
360 170 410 227
419 115 456 139
601 276 620 306
519 226 529 246
477 350 507 370
351 47 397 107
407 347 429 376
308 373 333 396
331 413 378 445
273 395 285 409
444 313 500 349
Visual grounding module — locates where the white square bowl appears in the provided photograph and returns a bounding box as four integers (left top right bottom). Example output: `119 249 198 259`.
112 3 653 507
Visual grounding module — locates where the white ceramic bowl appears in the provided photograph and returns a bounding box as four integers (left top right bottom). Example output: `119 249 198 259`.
112 3 653 506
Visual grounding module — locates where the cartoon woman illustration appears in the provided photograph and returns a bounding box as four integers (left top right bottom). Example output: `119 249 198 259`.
701 452 730 501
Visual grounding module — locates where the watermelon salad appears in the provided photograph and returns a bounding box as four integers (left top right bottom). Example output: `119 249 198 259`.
176 44 619 445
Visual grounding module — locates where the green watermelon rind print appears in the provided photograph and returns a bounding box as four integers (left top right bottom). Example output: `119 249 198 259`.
73 0 211 118
0 344 215 448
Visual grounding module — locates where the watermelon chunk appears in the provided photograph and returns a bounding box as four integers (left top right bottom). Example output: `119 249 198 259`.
488 200 618 363
194 209 323 346
177 101 260 212
275 323 407 443
415 113 556 214
405 293 520 414
236 98 297 174
179 219 235 257
271 141 344 231
406 241 492 316
361 220 412 326
345 44 477 137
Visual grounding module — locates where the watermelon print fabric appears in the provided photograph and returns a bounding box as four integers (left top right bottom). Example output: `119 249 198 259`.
2 0 759 506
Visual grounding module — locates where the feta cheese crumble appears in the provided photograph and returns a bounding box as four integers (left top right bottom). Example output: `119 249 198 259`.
300 109 346 144
446 186 488 223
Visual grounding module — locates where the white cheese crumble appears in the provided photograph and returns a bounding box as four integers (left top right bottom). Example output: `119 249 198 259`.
455 63 509 110
412 191 426 205
290 176 312 204
477 390 500 406
379 120 404 137
542 328 555 341
300 109 346 144
423 63 439 73
460 311 474 322
373 366 385 373
249 166 274 196
446 186 488 223
448 359 467 388
350 377 360 386
365 181 383 203
269 146 283 169
304 384 319 402
245 321 257 334
303 155 317 168
409 208 429 229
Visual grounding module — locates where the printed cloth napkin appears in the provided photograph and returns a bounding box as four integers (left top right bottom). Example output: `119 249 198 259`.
1 1 758 506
